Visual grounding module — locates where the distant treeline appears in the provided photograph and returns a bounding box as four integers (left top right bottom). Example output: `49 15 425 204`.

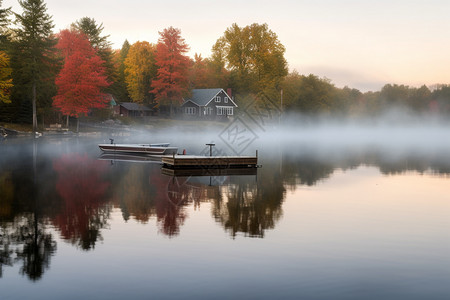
277 73 450 116
1 0 449 126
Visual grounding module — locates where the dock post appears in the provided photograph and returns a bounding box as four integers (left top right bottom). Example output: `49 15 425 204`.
206 143 215 157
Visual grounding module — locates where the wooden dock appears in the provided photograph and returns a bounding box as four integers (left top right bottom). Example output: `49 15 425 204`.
161 167 258 177
162 155 258 169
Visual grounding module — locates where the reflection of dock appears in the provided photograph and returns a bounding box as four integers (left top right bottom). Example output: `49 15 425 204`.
98 153 163 163
161 167 257 177
162 155 258 169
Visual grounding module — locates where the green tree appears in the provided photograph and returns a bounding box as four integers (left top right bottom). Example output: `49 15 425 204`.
431 85 450 114
112 39 131 102
281 73 336 114
0 0 11 49
380 84 410 108
408 85 431 112
0 1 12 104
213 23 287 94
332 86 363 116
11 0 57 131
73 17 111 55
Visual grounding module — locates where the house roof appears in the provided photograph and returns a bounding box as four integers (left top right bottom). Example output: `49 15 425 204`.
119 102 152 111
188 89 223 106
187 88 238 107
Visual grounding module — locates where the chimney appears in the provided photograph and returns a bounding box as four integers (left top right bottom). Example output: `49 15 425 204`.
227 88 232 99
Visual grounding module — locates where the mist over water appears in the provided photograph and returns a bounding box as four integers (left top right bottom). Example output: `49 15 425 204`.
114 110 450 157
1 111 450 299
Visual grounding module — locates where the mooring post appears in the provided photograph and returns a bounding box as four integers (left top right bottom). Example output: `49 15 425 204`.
206 143 215 157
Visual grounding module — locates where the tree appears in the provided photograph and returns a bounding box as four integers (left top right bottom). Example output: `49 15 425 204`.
53 29 110 126
112 39 131 102
124 41 156 104
73 17 111 53
0 0 11 49
12 0 57 131
281 73 336 114
151 27 190 116
0 51 12 103
409 85 431 112
72 17 118 95
189 53 229 89
431 85 450 114
213 23 288 94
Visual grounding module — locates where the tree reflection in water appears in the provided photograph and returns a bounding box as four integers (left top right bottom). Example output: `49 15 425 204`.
0 140 57 281
211 168 285 238
52 153 110 250
0 214 56 281
2 137 450 282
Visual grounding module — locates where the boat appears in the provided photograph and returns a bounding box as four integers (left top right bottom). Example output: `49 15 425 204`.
98 142 178 155
98 153 163 163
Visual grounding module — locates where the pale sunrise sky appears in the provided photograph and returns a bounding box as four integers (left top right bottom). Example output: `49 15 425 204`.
3 0 450 91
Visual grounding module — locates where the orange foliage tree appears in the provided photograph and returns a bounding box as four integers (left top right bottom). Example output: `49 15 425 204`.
189 53 229 89
124 41 157 104
53 29 110 120
150 27 190 116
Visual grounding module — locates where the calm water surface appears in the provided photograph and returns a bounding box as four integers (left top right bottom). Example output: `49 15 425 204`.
1 130 449 299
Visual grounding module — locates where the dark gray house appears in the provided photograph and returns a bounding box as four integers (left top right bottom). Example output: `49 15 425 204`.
181 89 237 119
114 102 154 117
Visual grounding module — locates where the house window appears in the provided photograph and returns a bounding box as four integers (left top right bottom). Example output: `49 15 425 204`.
215 96 221 102
185 107 196 115
204 107 213 115
224 97 228 103
216 107 233 116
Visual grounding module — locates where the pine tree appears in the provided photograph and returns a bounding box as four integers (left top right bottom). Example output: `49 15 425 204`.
73 17 118 96
0 1 12 104
12 0 57 131
0 0 11 50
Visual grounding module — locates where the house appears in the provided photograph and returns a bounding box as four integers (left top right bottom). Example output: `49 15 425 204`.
114 102 154 117
181 89 237 119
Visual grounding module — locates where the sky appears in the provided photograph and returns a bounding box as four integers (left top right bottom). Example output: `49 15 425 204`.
3 0 450 92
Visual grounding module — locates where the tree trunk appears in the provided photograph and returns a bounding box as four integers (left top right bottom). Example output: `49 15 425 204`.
32 82 37 133
66 115 69 128
76 118 79 133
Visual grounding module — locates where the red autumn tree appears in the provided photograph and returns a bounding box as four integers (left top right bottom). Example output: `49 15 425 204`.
53 29 110 120
151 27 190 116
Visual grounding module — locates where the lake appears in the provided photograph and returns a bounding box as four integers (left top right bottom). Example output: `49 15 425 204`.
1 123 450 299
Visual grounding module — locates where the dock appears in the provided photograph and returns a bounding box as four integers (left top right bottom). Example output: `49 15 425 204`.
161 166 258 177
162 155 258 169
